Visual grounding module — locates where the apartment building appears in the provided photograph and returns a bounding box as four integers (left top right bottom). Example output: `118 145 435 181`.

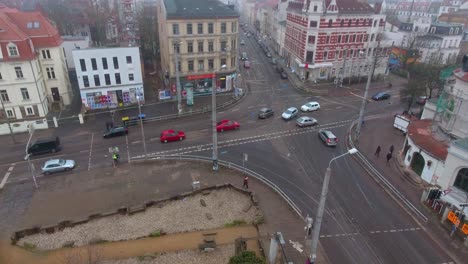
157 0 239 95
415 23 463 65
72 47 144 110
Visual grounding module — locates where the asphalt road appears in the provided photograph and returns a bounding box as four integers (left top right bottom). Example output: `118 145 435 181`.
0 30 454 263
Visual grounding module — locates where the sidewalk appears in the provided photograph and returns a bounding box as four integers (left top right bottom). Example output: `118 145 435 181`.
352 116 468 262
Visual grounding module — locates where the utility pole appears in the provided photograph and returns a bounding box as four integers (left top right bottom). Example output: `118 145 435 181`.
25 124 38 188
137 96 147 158
212 64 227 171
173 42 182 114
355 52 377 141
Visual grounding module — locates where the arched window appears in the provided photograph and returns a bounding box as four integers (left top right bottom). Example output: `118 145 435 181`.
328 19 333 27
454 168 468 192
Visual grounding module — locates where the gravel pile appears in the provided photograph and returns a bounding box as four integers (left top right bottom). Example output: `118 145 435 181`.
100 244 235 264
19 188 262 250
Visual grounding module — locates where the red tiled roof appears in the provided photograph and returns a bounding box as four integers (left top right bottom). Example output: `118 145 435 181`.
288 0 375 14
407 119 449 161
453 68 468 83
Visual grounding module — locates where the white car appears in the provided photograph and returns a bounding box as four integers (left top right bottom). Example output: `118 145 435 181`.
42 159 76 175
296 116 318 127
282 107 298 120
301 101 320 112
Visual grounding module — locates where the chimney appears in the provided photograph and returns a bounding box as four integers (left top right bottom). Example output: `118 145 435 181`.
463 54 468 72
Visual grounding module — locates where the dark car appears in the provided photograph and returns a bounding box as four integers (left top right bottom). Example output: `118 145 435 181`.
372 92 391 101
280 71 288 79
276 66 284 73
258 107 274 119
103 126 128 138
28 137 61 155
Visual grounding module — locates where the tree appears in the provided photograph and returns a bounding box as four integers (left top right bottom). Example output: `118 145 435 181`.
229 251 265 264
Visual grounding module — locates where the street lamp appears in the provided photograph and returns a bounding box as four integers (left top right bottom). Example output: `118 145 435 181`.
310 148 358 263
355 50 376 140
173 41 183 114
136 95 147 158
25 124 38 188
212 64 227 171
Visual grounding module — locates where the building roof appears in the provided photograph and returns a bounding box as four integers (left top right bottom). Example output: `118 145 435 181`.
288 0 375 14
452 138 468 151
407 119 449 161
163 0 239 19
453 67 468 82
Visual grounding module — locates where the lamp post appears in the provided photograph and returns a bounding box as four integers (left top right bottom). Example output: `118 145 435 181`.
310 148 358 263
25 124 38 188
136 95 147 158
212 64 227 171
355 50 377 141
173 41 182 114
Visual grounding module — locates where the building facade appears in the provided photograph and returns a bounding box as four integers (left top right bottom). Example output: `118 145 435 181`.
284 0 388 82
157 0 239 97
72 47 144 110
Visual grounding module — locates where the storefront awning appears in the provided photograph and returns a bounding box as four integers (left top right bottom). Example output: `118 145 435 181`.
440 187 468 216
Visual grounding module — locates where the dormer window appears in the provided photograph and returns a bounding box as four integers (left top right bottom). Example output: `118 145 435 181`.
454 28 459 34
7 44 19 57
430 27 436 34
27 21 40 29
449 28 453 34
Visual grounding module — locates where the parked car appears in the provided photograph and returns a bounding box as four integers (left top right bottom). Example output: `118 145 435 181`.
301 102 320 112
318 129 338 147
103 126 128 138
372 92 391 101
217 119 240 132
258 107 274 119
42 159 75 175
266 52 272 58
282 107 298 120
280 71 288 79
244 60 251 69
271 58 277 64
160 129 186 143
296 116 318 127
247 33 251 38
276 66 284 73
240 39 245 45
28 137 61 155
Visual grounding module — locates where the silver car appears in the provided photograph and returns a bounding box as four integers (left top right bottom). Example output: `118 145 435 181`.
296 116 318 127
42 159 76 175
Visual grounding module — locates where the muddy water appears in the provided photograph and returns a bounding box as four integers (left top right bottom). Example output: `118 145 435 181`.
0 225 259 264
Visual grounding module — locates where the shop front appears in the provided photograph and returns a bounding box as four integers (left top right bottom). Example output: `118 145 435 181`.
81 86 144 110
171 72 236 97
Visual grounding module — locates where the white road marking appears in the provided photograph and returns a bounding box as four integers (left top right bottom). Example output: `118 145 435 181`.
88 133 94 171
0 171 12 189
126 134 131 164
79 150 88 153
131 141 141 144
319 227 421 238
150 138 159 141
200 129 209 132
231 108 239 112
247 121 255 124
247 106 254 109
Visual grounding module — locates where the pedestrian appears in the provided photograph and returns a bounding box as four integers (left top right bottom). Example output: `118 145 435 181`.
375 146 381 157
243 175 249 189
389 145 394 154
386 152 392 165
450 223 457 237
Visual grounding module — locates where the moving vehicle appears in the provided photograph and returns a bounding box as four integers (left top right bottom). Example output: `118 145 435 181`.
271 58 277 65
280 71 288 79
217 119 240 132
282 107 298 120
318 129 338 147
160 129 185 143
28 137 61 155
42 159 75 175
301 102 320 112
393 114 410 133
258 107 274 119
276 66 284 73
240 40 245 45
372 92 391 101
241 52 248 61
244 60 251 69
296 117 318 127
266 52 272 58
103 126 128 138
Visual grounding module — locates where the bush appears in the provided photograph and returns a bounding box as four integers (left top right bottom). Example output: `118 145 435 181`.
224 220 247 227
22 242 36 251
149 230 161 237
229 251 265 264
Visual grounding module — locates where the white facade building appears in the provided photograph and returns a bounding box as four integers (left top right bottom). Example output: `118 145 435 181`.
72 47 144 110
61 36 91 70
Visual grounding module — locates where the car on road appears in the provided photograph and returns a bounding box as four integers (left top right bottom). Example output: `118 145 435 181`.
258 107 274 119
301 101 320 112
280 71 288 79
372 92 391 101
217 119 240 132
318 129 338 147
266 52 272 58
247 33 251 38
241 52 248 61
416 95 429 105
28 137 61 155
276 66 284 73
282 107 298 120
244 60 251 69
271 58 277 64
240 40 245 45
42 159 76 175
296 116 318 127
103 126 128 138
160 129 185 143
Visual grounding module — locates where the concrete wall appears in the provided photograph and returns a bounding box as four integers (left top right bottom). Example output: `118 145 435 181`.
0 118 48 135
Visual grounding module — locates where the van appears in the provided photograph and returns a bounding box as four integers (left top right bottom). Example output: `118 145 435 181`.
318 129 338 147
28 137 61 155
241 52 248 61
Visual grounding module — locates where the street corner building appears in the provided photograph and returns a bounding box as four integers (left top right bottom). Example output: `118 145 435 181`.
72 47 144 110
0 4 72 133
156 0 240 98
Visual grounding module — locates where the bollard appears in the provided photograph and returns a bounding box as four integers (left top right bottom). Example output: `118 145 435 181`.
53 116 58 128
78 114 84 124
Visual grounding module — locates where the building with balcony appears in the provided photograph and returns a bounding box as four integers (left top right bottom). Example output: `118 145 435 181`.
157 0 239 95
284 0 388 82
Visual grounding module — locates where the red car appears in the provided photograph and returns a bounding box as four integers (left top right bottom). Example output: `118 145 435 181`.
216 120 240 132
160 129 185 143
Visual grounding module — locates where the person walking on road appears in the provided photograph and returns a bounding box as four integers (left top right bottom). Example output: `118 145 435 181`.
243 175 249 189
375 146 381 157
389 145 395 154
386 152 392 165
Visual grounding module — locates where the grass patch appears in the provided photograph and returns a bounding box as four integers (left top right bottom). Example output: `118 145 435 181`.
149 230 161 237
22 242 37 251
224 220 247 227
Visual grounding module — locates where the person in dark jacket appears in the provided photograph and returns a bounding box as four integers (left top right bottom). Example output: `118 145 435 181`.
375 146 381 157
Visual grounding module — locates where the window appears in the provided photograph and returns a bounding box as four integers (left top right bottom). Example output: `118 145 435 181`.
231 39 236 49
187 42 193 53
83 76 89 87
80 59 86 71
355 19 359 26
172 24 179 35
91 58 97 70
21 88 30 100
105 74 111 85
8 45 18 56
188 60 194 71
15 66 23 78
113 57 119 69
371 34 375 41
208 59 214 70
115 73 121 84
0 72 2 80
231 22 237 32
221 58 226 66
373 20 377 27
221 22 226 33
208 23 214 34
25 106 34 116
198 41 204 53
454 168 468 192
313 5 317 12
310 21 317 27
337 35 341 43
340 20 344 27
351 35 356 42
5 109 14 118
41 49 51 59
231 56 236 67
348 20 352 27
198 60 204 71
198 23 203 34
46 67 56 79
187 23 192 34
126 56 132 64
174 44 180 53
208 41 214 52
308 36 315 44
129 73 134 81
94 74 100 86
328 19 333 27
221 41 227 51
326 35 330 44
102 58 108 69
344 35 349 43
323 51 328 59
0 90 9 102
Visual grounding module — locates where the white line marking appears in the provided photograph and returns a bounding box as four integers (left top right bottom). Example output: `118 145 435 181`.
79 150 88 153
200 129 209 132
248 106 254 109
7 166 14 172
88 133 94 171
131 141 141 144
0 171 12 189
150 138 159 141
231 108 239 112
126 134 131 164
247 121 255 124
218 111 224 114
